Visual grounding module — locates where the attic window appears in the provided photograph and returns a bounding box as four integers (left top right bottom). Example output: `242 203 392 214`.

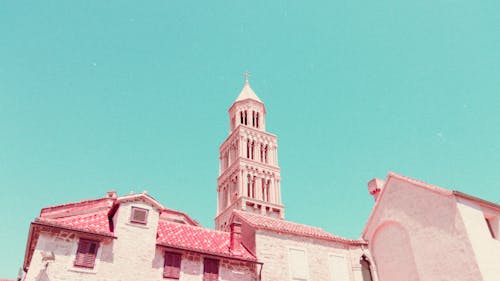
130 207 149 224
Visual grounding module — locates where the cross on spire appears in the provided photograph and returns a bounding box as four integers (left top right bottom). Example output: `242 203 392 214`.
243 71 251 83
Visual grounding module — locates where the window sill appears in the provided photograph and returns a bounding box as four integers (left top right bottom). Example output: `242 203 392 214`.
68 267 98 275
125 222 150 229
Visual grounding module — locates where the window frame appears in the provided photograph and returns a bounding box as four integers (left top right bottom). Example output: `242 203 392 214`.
163 251 182 279
328 253 351 281
130 206 149 225
203 258 219 281
287 246 309 281
74 238 100 269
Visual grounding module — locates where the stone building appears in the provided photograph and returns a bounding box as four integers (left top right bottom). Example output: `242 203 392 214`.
363 172 500 281
17 78 499 281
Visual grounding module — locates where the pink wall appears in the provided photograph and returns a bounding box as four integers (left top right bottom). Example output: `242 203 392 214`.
364 177 484 281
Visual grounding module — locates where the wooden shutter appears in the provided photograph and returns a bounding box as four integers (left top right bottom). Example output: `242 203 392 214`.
74 239 99 268
203 258 219 281
163 252 181 279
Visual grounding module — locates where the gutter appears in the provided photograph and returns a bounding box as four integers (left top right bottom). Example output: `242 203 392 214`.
32 221 116 239
156 243 262 264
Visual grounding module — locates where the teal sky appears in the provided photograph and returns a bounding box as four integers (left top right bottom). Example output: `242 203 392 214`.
1 1 499 278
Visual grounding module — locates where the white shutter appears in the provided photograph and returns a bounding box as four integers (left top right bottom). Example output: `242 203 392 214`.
329 254 350 281
289 248 308 280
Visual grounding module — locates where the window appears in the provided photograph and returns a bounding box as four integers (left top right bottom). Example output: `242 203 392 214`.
360 255 373 281
289 248 308 280
164 252 182 279
203 258 219 281
74 239 99 268
130 207 149 224
328 254 350 281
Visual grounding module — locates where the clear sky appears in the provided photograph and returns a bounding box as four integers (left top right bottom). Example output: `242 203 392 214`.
1 0 499 278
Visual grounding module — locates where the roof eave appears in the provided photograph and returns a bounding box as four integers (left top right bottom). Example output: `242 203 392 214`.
156 243 260 264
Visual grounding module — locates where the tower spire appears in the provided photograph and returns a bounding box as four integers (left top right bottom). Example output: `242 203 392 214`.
243 71 251 84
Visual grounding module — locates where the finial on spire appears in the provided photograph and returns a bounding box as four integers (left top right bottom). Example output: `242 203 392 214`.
243 71 251 84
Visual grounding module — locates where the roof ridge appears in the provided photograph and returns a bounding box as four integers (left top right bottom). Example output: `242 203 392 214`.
388 172 453 196
159 220 229 235
233 211 366 245
40 197 110 212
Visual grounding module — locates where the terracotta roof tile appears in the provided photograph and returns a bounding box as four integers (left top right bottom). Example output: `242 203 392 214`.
234 211 366 245
36 209 114 237
157 220 256 262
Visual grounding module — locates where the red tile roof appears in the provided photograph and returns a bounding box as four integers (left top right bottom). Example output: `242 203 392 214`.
29 193 257 263
234 211 366 245
36 209 114 237
157 220 257 262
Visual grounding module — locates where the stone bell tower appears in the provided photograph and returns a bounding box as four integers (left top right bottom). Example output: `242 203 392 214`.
215 73 284 231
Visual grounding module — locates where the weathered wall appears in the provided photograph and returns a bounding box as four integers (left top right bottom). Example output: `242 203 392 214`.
25 200 257 281
255 230 371 281
365 177 483 281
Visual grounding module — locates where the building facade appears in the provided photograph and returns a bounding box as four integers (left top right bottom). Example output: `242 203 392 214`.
17 78 500 281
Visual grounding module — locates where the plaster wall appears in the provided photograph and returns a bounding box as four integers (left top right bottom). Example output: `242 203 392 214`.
365 178 483 281
254 230 372 281
455 198 500 281
23 231 113 281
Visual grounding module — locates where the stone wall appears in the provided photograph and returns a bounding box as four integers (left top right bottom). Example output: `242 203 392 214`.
24 200 257 281
254 230 371 281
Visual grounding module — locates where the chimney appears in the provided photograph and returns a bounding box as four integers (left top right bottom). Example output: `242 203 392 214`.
107 190 118 199
368 178 385 201
229 221 243 255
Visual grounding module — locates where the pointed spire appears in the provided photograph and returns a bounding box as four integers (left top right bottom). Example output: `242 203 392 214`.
244 71 251 84
235 71 262 103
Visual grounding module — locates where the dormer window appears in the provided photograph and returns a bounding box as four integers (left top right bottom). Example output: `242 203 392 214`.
130 207 149 224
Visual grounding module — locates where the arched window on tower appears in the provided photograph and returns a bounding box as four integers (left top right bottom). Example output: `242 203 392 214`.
246 139 250 159
256 112 259 128
247 175 251 197
252 111 255 127
251 141 255 160
244 111 248 125
252 177 256 198
264 145 269 163
360 255 373 281
266 180 271 202
240 111 244 125
261 178 266 201
260 144 264 162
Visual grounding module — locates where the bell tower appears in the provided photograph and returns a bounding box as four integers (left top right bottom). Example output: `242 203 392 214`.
215 73 284 231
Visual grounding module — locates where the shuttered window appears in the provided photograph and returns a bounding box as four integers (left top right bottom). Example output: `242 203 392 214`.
74 239 99 268
130 207 149 224
163 252 182 279
203 258 219 281
289 248 308 280
329 254 350 281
